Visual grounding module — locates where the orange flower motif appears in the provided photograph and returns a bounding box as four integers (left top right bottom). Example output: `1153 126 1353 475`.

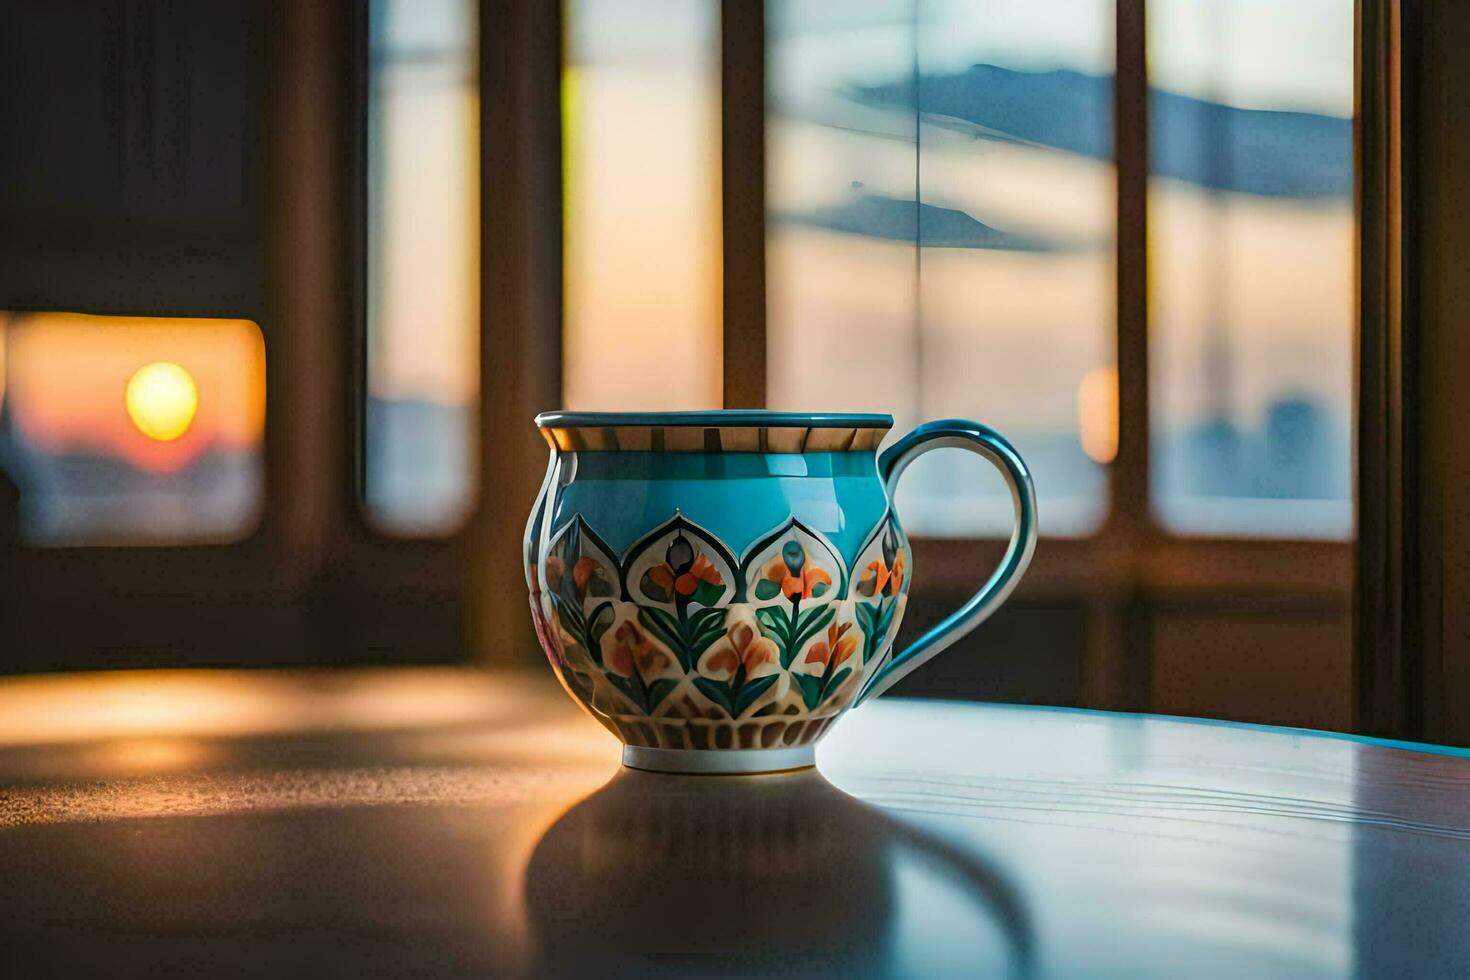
760 555 789 584
858 522 906 599
641 533 727 605
805 621 858 668
605 621 672 679
674 553 723 597
862 559 891 597
572 556 597 591
759 549 832 601
858 551 905 598
783 566 832 601
701 622 779 681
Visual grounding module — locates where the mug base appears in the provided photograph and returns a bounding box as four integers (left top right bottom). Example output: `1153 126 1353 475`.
621 743 817 775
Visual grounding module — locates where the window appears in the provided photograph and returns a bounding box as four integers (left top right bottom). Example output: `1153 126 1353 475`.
562 0 722 410
766 0 1116 536
1149 0 1353 538
364 0 481 535
765 4 921 423
765 0 1351 542
0 312 265 546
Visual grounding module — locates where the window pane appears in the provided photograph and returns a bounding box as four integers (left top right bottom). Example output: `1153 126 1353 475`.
364 0 480 536
767 1 919 420
0 312 264 546
766 0 1114 537
911 0 1114 536
563 0 722 410
1149 0 1353 538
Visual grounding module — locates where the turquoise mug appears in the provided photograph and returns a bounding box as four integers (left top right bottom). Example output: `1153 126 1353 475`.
525 411 1037 774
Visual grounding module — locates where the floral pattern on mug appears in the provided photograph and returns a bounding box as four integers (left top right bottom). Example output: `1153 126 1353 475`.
693 617 786 718
598 614 683 714
852 514 908 675
534 510 910 729
755 543 833 602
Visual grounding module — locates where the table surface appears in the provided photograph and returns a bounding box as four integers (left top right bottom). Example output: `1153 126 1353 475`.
1 668 1467 978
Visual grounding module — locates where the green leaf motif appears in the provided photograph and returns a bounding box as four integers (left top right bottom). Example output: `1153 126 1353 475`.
687 607 728 657
734 674 779 716
821 667 853 706
689 624 728 661
647 678 680 712
607 674 640 712
585 602 615 664
693 677 736 717
795 673 824 711
790 605 836 663
691 579 726 608
637 606 687 670
856 597 898 660
877 598 897 636
754 578 781 601
588 601 614 636
755 606 791 658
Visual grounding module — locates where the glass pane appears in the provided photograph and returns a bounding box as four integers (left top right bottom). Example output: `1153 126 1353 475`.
364 0 480 536
910 0 1114 536
766 0 1115 537
1149 0 1353 538
766 1 919 421
0 312 265 546
563 0 722 410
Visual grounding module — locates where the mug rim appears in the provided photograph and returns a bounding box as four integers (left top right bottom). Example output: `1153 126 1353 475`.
536 410 894 429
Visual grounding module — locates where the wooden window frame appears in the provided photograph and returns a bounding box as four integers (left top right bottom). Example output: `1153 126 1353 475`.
1356 0 1470 746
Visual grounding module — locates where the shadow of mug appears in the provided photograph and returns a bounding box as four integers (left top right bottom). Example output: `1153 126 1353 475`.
524 768 1034 976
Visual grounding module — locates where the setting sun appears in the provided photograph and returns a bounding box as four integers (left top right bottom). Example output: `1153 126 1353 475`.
125 361 199 442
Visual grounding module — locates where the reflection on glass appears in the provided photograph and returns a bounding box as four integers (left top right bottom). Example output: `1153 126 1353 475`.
766 0 1114 537
364 0 479 536
0 312 265 545
1149 0 1353 538
563 0 722 410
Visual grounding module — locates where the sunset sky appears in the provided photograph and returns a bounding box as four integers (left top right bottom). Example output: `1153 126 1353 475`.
0 312 265 474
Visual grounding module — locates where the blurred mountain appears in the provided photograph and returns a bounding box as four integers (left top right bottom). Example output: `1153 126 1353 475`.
784 193 1070 250
364 396 474 532
853 64 1351 199
3 441 260 543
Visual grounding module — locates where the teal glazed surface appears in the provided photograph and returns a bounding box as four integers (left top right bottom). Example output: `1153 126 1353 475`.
550 451 890 573
525 411 1038 771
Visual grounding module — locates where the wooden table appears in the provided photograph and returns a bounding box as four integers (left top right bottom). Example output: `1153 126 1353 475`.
1 668 1467 977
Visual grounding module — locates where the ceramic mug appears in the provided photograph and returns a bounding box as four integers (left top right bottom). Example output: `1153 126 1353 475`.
525 411 1037 774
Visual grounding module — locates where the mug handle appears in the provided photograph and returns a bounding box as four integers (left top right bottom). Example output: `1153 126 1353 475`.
855 419 1039 705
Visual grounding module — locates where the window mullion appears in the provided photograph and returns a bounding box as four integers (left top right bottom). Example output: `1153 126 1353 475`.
720 1 767 409
1112 0 1151 533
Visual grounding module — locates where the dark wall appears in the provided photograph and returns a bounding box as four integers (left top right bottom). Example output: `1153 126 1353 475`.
0 0 264 317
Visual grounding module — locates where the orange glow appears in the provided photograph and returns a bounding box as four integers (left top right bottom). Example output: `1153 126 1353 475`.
1 312 265 473
0 668 557 746
1077 365 1119 464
